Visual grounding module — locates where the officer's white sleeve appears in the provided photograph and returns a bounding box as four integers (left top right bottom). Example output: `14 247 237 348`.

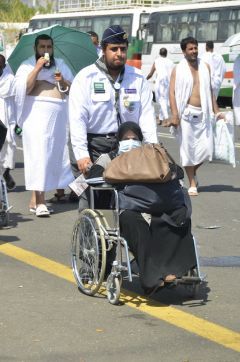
69 73 90 160
139 77 158 143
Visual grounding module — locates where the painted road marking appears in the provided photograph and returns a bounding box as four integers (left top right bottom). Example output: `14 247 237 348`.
158 132 240 148
0 243 240 353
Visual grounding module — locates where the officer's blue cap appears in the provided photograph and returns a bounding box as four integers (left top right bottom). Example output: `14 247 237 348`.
101 25 128 44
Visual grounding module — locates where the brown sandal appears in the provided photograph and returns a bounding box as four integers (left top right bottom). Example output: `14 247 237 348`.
48 193 68 203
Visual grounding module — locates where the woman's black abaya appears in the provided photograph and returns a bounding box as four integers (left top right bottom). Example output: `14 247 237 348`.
119 209 197 290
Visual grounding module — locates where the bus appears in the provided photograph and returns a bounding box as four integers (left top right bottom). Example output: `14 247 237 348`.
28 7 155 69
142 0 240 106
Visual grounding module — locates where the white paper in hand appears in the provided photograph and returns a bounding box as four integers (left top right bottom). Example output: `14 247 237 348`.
69 174 88 196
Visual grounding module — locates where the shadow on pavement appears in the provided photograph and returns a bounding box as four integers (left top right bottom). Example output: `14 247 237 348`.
0 236 20 243
199 184 240 193
8 212 33 228
121 279 210 308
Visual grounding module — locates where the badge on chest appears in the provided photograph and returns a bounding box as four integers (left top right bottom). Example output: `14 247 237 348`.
92 81 110 102
122 88 139 112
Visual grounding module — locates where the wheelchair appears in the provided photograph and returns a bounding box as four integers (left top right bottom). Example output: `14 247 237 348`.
0 173 11 227
71 181 205 305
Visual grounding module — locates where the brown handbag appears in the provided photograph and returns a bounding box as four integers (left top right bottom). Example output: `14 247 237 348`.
103 143 173 183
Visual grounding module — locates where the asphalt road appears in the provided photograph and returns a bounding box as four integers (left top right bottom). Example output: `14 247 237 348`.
0 126 240 362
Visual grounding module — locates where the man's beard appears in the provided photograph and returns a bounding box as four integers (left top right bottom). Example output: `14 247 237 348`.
185 54 198 64
35 52 55 68
105 58 125 73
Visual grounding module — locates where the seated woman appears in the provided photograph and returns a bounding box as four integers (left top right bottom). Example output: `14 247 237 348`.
88 121 197 296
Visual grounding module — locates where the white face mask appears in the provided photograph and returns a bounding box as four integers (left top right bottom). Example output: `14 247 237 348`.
118 139 142 154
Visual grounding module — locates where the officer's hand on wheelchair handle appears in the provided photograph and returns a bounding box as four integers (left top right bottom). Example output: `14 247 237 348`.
77 157 93 175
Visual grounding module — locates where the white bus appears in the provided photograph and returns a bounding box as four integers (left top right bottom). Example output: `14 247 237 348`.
142 0 240 105
28 7 154 69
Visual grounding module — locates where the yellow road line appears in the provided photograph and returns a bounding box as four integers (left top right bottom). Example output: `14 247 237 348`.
0 243 240 353
0 243 75 283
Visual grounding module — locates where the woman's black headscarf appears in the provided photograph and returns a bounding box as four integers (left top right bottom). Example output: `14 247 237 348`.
116 121 143 142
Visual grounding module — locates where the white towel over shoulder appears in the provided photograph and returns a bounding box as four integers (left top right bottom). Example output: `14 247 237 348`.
173 58 215 166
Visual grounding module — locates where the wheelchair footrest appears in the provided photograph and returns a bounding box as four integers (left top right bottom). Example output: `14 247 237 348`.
178 276 202 283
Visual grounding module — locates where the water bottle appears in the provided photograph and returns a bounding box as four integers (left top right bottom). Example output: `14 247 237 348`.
44 52 50 67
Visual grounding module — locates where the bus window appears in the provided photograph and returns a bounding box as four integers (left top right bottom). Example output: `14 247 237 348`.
112 16 124 24
140 13 149 28
38 20 48 28
197 22 218 41
92 17 109 38
188 12 197 22
162 25 173 42
198 11 209 21
159 14 169 25
209 11 219 21
228 9 237 20
220 9 232 20
177 23 195 41
218 21 235 40
49 20 57 26
63 19 78 28
177 13 188 23
120 15 131 26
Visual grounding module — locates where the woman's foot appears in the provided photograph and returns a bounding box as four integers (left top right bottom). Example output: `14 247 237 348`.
164 274 177 283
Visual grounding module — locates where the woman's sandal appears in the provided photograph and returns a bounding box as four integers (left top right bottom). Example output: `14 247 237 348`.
35 204 50 217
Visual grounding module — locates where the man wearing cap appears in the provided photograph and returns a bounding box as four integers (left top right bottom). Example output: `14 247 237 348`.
69 25 158 187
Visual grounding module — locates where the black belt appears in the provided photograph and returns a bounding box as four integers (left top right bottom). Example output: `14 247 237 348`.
88 133 116 138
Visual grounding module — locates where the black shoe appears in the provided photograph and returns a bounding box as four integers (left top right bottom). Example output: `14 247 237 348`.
3 169 16 191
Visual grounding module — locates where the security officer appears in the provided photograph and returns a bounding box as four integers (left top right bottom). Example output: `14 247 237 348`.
69 25 158 211
69 24 157 175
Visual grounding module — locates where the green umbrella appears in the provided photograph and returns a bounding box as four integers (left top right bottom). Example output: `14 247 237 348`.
7 24 98 75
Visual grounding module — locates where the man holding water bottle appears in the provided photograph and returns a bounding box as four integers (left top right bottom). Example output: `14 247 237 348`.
15 34 74 217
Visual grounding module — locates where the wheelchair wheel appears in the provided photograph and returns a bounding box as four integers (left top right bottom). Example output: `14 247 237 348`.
106 274 122 305
71 209 106 296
